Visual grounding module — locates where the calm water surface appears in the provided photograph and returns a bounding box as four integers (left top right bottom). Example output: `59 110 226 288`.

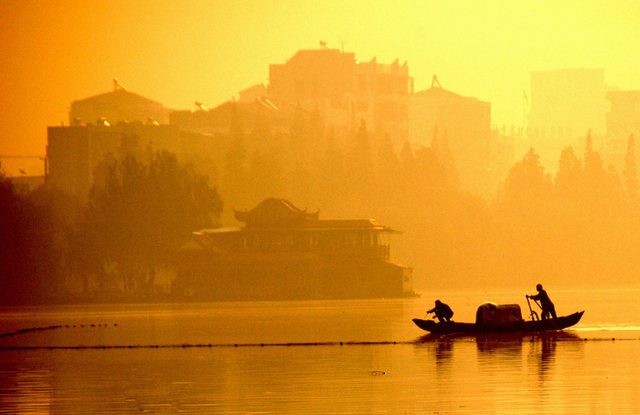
1 288 640 414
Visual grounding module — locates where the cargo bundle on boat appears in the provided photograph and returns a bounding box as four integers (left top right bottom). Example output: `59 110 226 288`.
174 198 413 301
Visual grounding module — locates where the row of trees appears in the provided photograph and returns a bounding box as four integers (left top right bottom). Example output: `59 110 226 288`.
217 110 640 290
2 115 640 304
0 148 222 305
490 133 640 288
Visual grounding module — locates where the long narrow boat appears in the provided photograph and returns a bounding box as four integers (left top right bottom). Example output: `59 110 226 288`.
412 311 584 334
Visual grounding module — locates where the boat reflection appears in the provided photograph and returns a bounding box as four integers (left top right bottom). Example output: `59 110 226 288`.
414 330 581 345
413 331 582 375
413 334 458 365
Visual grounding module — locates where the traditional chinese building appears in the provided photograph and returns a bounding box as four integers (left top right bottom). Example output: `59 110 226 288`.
174 198 413 301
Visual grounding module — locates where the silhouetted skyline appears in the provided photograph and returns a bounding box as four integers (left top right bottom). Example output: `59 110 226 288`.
2 1 640 176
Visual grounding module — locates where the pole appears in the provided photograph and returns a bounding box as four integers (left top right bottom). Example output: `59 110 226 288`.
526 296 539 321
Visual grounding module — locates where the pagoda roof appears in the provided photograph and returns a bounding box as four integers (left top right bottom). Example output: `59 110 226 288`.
234 198 318 227
231 198 399 232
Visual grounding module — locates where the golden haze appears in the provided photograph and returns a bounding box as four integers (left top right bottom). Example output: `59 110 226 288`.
1 0 640 175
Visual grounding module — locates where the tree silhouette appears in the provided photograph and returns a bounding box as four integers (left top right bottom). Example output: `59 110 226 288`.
0 174 35 304
85 150 222 295
318 128 345 213
555 146 582 203
249 146 285 201
495 147 553 281
623 133 638 206
220 104 248 210
0 175 72 304
345 120 374 211
502 147 552 214
375 133 401 207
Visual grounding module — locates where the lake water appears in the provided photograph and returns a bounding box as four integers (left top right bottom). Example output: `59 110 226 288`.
1 288 640 414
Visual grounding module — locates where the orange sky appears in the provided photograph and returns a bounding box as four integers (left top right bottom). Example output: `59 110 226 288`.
2 0 639 176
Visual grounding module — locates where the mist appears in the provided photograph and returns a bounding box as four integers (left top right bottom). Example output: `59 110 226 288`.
3 1 640 304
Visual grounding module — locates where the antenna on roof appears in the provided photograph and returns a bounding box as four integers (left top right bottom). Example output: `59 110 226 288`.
338 33 349 53
319 41 329 49
195 101 208 111
431 75 442 88
113 78 128 91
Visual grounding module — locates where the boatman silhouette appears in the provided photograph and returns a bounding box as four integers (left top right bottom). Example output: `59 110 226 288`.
526 284 557 320
426 300 454 323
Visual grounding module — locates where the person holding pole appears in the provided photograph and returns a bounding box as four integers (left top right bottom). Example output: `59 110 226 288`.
526 284 557 320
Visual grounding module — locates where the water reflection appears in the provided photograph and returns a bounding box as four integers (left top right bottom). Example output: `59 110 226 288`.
0 351 52 414
414 334 456 364
4 292 638 414
414 331 583 382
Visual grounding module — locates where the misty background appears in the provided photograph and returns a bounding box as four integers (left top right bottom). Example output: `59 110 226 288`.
3 1 640 305
2 1 640 168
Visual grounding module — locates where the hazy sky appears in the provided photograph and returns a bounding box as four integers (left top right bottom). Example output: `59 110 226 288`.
2 0 639 175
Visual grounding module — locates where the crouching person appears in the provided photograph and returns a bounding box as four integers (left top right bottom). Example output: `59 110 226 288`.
427 300 454 323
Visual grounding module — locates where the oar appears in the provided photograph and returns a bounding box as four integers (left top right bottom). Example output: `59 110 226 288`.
526 295 539 321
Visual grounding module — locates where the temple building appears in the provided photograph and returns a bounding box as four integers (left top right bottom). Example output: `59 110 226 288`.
174 198 413 301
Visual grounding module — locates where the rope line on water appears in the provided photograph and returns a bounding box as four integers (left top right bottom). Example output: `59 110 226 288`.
2 324 639 351
0 324 116 338
2 337 640 351
0 340 411 351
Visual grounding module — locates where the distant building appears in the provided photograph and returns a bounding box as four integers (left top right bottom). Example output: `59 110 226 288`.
170 97 290 148
47 123 215 198
267 48 413 148
175 198 413 300
528 68 608 171
69 79 171 126
49 82 217 198
238 84 268 103
604 90 640 169
409 83 492 195
529 68 607 137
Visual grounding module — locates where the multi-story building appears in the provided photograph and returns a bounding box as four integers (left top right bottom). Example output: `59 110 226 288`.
47 123 215 198
48 81 217 198
267 48 413 148
48 50 505 201
604 89 640 169
528 68 608 171
169 97 290 149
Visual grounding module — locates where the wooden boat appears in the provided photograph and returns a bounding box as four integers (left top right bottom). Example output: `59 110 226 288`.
412 310 584 334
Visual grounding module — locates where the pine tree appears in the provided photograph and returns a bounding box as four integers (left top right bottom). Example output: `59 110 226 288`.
555 146 582 202
623 133 638 206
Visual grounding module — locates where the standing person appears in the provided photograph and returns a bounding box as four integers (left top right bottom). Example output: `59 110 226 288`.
427 300 454 323
527 284 557 320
